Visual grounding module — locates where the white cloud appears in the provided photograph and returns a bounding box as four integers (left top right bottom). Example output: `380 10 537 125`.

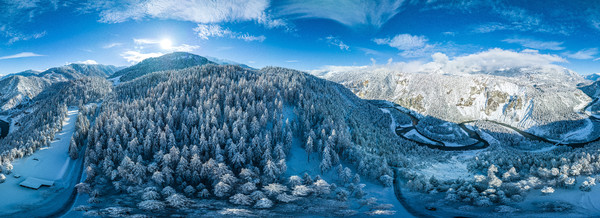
133 38 200 51
120 51 163 63
134 38 160 45
194 24 232 40
286 60 298 63
423 1 570 35
431 52 449 64
373 34 435 58
121 38 199 63
76 60 99 65
359 47 383 56
274 0 405 28
522 49 539 53
325 36 349 51
237 34 266 42
472 23 507 33
442 48 566 74
171 44 200 52
85 0 286 28
0 52 44 60
472 13 570 35
0 0 59 43
563 48 598 60
193 24 265 42
103 42 123 49
502 38 564 50
374 34 427 50
313 48 567 76
398 44 436 58
7 31 46 44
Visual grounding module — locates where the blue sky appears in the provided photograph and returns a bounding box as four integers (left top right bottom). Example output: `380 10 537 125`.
1 0 600 75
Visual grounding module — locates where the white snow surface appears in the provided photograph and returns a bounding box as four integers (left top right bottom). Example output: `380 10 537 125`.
417 155 474 181
0 107 80 216
404 129 439 145
380 108 396 133
314 61 590 130
108 76 122 86
560 119 594 141
443 142 467 147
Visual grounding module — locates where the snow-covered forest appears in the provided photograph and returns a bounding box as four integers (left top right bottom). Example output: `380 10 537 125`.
64 64 433 216
0 77 111 170
1 53 600 217
4 0 600 216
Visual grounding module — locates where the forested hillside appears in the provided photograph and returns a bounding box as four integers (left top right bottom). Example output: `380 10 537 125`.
0 77 112 173
109 52 214 82
0 64 116 111
67 64 436 216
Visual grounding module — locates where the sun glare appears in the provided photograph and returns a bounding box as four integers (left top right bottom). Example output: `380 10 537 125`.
160 38 172 50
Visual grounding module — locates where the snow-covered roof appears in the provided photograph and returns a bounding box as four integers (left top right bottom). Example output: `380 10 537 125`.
19 177 54 190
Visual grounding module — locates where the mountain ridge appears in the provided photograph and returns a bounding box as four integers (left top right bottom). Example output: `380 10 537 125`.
0 63 117 111
314 64 590 129
109 52 215 82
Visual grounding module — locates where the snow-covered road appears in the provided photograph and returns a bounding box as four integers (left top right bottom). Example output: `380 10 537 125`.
0 107 83 217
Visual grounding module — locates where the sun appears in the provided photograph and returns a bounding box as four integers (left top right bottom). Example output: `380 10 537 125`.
160 38 172 50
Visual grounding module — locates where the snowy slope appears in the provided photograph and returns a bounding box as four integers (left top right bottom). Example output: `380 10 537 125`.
0 64 117 111
315 64 589 129
0 108 81 216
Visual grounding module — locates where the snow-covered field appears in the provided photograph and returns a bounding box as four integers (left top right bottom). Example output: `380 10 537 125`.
0 107 82 217
108 76 122 86
418 155 474 181
560 119 594 141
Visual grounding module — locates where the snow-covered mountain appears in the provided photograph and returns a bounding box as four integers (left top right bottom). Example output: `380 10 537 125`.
205 56 254 69
313 51 590 129
41 63 117 79
109 52 215 82
585 73 600 81
1 70 41 78
0 64 117 111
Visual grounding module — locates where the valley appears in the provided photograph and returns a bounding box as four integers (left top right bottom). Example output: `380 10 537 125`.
0 52 600 217
4 1 600 217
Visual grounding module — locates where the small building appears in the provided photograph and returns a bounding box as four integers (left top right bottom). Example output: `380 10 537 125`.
19 177 54 190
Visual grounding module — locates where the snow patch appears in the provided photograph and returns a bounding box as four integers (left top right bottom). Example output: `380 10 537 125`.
108 76 122 86
379 108 396 133
404 129 440 145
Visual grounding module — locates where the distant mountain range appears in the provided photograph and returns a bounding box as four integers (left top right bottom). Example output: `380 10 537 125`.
585 73 600 81
205 56 254 69
0 53 260 112
0 63 117 111
314 64 591 129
